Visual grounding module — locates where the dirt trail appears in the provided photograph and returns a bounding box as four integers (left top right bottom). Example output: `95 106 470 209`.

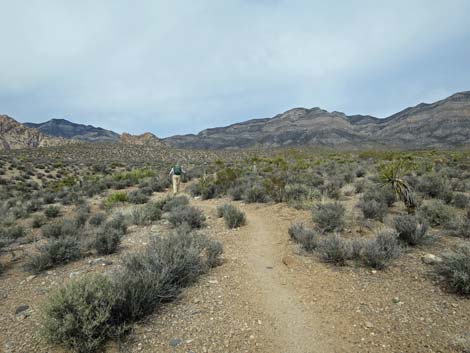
239 206 327 353
194 199 336 353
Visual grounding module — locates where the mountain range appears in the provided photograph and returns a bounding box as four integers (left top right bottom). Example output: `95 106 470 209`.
1 91 469 150
163 91 470 149
24 119 120 143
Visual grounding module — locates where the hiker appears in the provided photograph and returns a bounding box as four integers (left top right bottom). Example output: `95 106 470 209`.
169 162 184 194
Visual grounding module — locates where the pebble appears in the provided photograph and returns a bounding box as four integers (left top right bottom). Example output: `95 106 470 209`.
26 275 36 282
169 338 182 347
88 258 113 266
422 254 442 265
365 321 374 329
15 305 29 315
69 271 82 279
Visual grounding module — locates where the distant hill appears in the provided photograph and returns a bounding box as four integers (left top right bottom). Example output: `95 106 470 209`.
0 115 71 150
120 132 167 148
24 118 120 143
164 91 470 149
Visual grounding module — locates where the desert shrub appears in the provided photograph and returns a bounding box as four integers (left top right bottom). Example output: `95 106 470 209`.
103 213 128 235
168 205 206 229
127 190 149 204
359 199 388 221
393 215 429 246
93 227 122 255
362 230 401 270
285 184 309 202
355 168 366 178
436 244 470 295
317 234 352 266
0 225 26 239
161 195 189 212
323 180 341 199
447 212 470 239
32 215 47 228
363 185 395 207
88 213 107 227
26 237 82 274
25 198 43 213
44 206 61 219
417 174 449 199
288 222 319 251
74 205 90 228
418 200 456 227
216 204 246 229
312 202 345 232
42 273 117 353
104 192 128 208
453 193 469 209
148 177 170 192
245 186 267 203
42 219 79 238
131 202 162 225
228 184 245 201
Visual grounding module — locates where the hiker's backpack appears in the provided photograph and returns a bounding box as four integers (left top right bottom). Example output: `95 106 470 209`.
173 165 182 175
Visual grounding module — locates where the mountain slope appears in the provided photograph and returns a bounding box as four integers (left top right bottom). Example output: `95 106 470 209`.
164 91 470 149
120 132 167 148
24 119 120 142
0 115 70 150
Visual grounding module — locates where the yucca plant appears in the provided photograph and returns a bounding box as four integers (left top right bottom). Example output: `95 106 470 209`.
378 160 417 213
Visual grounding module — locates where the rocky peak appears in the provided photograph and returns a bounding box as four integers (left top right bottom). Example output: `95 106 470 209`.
120 132 166 147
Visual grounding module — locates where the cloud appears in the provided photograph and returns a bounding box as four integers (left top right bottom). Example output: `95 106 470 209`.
0 0 469 136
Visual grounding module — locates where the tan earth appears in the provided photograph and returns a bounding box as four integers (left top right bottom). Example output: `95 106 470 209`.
1 188 469 353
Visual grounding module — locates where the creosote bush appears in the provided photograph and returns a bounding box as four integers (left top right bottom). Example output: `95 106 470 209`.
362 230 401 270
44 205 61 219
317 234 351 266
418 200 456 228
393 215 429 246
288 222 319 251
168 205 206 229
26 237 82 274
104 192 128 208
312 202 345 233
216 204 246 229
41 228 223 353
436 244 470 295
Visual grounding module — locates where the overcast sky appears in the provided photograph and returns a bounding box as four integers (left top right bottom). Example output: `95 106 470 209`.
0 1 469 137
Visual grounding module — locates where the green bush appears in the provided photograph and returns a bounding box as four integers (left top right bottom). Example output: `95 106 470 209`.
436 244 470 295
42 274 117 353
161 195 189 212
453 193 469 209
418 200 456 227
93 227 122 255
312 202 345 233
359 199 388 221
362 230 401 270
88 213 106 227
42 219 79 238
317 234 352 266
131 202 162 225
168 205 206 229
104 192 128 208
26 237 82 274
41 229 223 353
127 190 149 204
0 225 26 239
216 204 246 229
32 215 47 228
245 186 267 203
393 215 429 246
288 222 319 251
44 206 61 219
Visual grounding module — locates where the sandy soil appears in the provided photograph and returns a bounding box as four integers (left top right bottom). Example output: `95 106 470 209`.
1 189 469 353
